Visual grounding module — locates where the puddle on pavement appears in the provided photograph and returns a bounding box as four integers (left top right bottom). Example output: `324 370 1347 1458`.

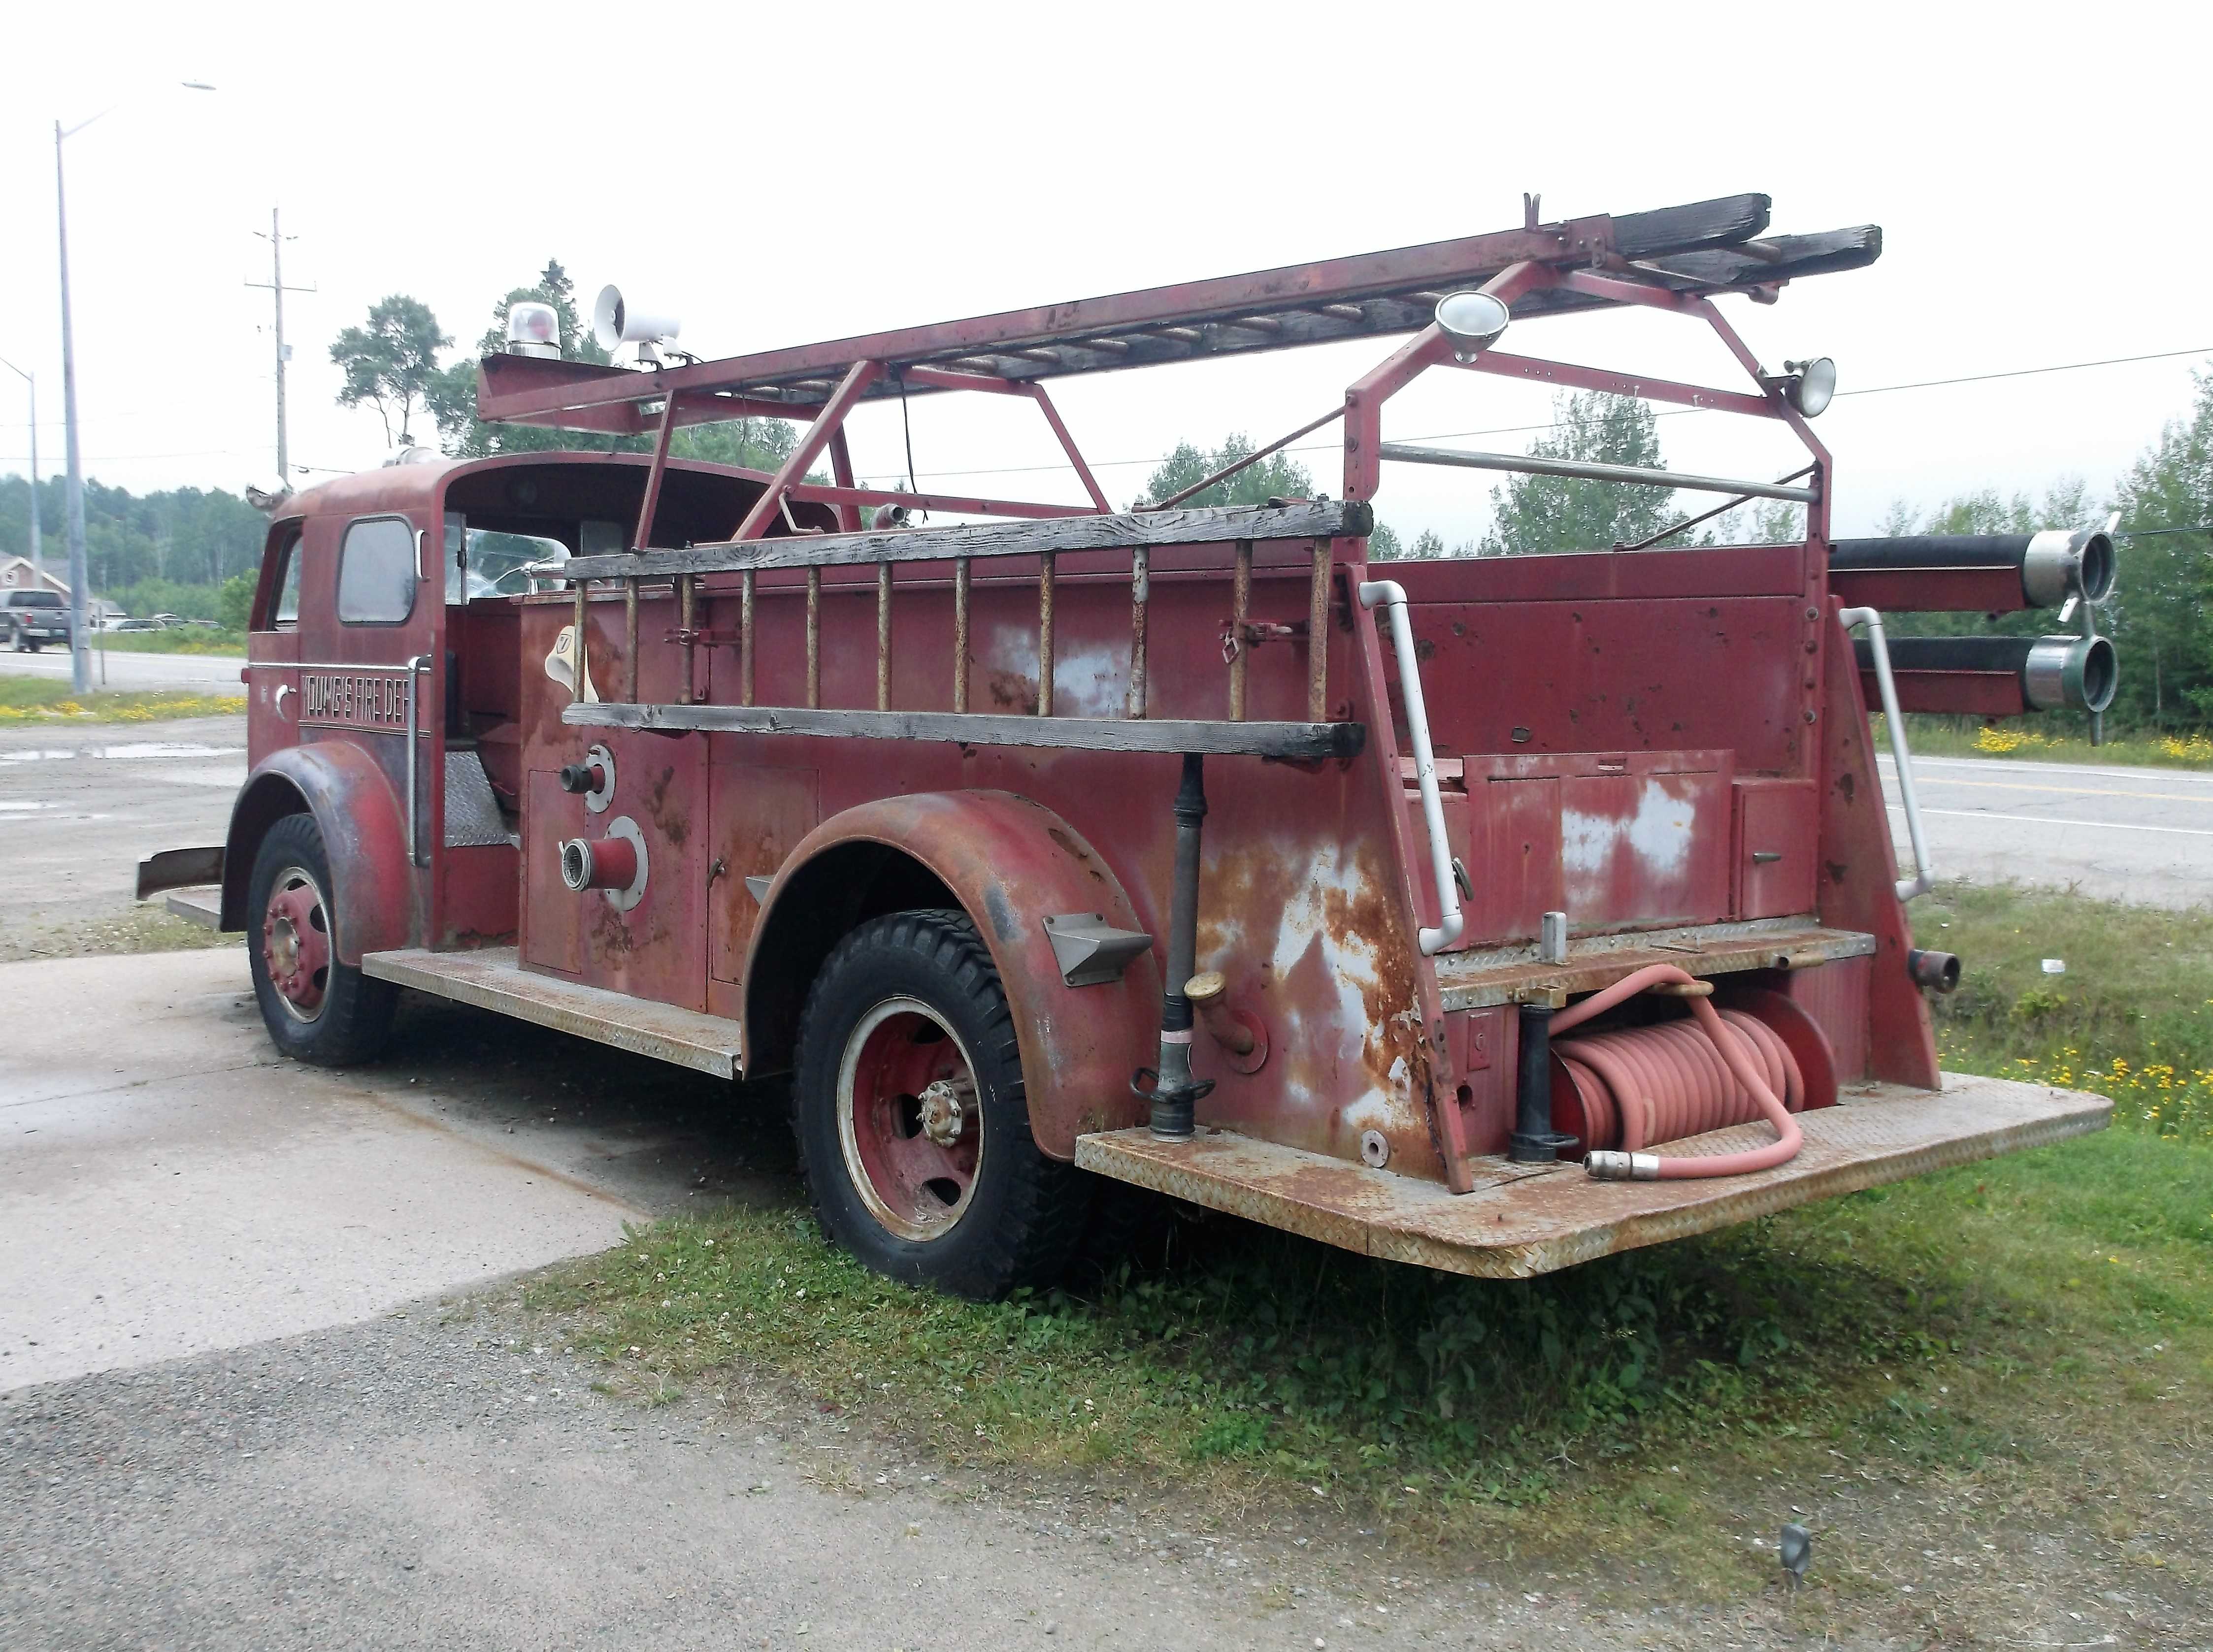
1 744 244 764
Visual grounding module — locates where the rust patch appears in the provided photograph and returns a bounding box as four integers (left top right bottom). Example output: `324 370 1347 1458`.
987 669 1040 715
644 763 689 847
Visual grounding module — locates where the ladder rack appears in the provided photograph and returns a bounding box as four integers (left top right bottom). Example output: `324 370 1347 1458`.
556 499 1370 759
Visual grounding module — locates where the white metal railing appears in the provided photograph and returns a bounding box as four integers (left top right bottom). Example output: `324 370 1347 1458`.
1840 606 1934 902
1359 580 1463 954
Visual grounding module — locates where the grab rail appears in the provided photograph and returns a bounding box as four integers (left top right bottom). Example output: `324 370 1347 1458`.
1839 606 1934 902
1359 580 1463 954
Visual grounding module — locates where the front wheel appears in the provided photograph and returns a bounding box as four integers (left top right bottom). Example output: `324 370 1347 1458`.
245 813 396 1066
791 910 1089 1299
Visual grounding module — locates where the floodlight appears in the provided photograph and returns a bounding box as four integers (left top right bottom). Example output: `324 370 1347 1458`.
1434 292 1511 362
1781 356 1837 417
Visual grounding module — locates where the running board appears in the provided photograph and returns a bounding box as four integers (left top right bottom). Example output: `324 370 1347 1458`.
361 947 743 1079
1075 1072 2107 1279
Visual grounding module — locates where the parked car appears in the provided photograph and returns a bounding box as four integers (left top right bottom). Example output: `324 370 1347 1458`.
109 617 165 634
3 590 71 652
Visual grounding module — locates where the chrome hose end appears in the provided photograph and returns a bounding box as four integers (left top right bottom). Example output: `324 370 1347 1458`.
1586 1150 1661 1181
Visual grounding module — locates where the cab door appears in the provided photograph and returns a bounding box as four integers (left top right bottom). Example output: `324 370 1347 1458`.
244 518 306 765
294 512 443 912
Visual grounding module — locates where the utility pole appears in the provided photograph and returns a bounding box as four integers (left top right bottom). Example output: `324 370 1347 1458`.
247 208 313 489
0 358 37 588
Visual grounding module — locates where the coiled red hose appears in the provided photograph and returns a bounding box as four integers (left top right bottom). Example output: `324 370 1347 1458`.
1551 964 1806 1180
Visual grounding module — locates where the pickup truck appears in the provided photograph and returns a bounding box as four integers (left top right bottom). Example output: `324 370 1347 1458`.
3 589 71 651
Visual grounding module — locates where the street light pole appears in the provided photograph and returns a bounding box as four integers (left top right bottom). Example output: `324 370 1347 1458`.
55 119 92 692
54 82 216 694
0 358 37 588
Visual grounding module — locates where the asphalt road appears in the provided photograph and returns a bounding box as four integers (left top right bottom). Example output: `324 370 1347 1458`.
0 715 248 957
1882 752 2213 908
0 644 246 695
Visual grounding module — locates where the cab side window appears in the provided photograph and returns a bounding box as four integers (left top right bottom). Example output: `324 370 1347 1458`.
258 529 304 629
337 518 419 625
273 532 303 626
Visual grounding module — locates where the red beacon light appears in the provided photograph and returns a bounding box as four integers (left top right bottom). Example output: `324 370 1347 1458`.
505 301 561 359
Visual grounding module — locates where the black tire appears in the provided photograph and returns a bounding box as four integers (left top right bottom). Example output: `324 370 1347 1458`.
791 910 1089 1300
245 813 396 1066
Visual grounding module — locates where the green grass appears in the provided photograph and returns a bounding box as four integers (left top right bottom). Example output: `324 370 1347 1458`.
0 676 244 722
1920 880 2213 1140
1882 713 2213 769
510 880 2213 1606
521 1128 2210 1592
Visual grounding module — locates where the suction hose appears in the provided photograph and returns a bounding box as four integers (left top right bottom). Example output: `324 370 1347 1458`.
1552 964 1806 1182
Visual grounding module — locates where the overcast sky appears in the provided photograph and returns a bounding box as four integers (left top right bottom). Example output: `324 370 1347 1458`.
0 1 2203 544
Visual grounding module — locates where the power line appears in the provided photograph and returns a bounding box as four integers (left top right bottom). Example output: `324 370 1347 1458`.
892 343 2213 487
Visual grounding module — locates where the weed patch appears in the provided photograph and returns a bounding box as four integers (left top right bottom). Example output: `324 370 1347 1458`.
0 678 245 722
1918 880 2213 1140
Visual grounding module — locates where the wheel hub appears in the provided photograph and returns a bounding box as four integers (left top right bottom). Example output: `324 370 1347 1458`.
917 1076 971 1147
836 998 984 1243
261 869 330 1019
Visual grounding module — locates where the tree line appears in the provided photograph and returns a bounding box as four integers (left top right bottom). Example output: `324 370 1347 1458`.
0 473 264 626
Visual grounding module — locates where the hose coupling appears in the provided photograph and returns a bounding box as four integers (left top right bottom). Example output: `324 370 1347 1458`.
1585 1150 1661 1181
1907 948 1961 993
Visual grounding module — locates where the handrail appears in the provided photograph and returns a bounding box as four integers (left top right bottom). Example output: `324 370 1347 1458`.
1839 606 1934 901
1359 580 1463 954
1379 442 1820 504
403 653 431 869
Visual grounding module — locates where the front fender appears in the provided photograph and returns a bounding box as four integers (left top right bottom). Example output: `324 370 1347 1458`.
220 742 417 965
747 791 1161 1159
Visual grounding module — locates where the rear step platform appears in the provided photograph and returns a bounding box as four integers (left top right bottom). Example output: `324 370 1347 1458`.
1075 1073 2107 1279
362 947 744 1078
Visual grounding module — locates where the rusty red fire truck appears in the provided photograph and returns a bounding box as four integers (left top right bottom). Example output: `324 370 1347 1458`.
143 192 2113 1298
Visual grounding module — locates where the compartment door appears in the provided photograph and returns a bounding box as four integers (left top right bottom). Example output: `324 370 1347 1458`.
709 766 821 984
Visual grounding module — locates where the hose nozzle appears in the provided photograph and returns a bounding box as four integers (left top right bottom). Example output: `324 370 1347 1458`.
1585 1150 1661 1181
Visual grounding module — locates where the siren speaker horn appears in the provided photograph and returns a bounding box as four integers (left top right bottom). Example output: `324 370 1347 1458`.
592 286 682 351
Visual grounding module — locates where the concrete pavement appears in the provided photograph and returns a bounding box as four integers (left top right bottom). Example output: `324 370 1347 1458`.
0 949 638 1390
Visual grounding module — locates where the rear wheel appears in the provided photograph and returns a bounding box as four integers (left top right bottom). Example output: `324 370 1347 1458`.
246 813 396 1066
791 910 1088 1299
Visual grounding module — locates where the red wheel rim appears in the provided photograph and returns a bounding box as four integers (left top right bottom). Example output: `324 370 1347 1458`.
261 863 331 1022
836 997 983 1243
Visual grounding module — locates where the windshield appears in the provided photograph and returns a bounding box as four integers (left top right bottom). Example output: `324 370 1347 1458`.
465 530 569 598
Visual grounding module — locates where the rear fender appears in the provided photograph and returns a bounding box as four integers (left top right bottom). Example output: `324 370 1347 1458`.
745 790 1161 1159
220 743 417 965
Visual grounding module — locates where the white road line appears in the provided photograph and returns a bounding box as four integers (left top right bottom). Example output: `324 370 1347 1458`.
1884 803 2213 838
1882 754 2213 787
